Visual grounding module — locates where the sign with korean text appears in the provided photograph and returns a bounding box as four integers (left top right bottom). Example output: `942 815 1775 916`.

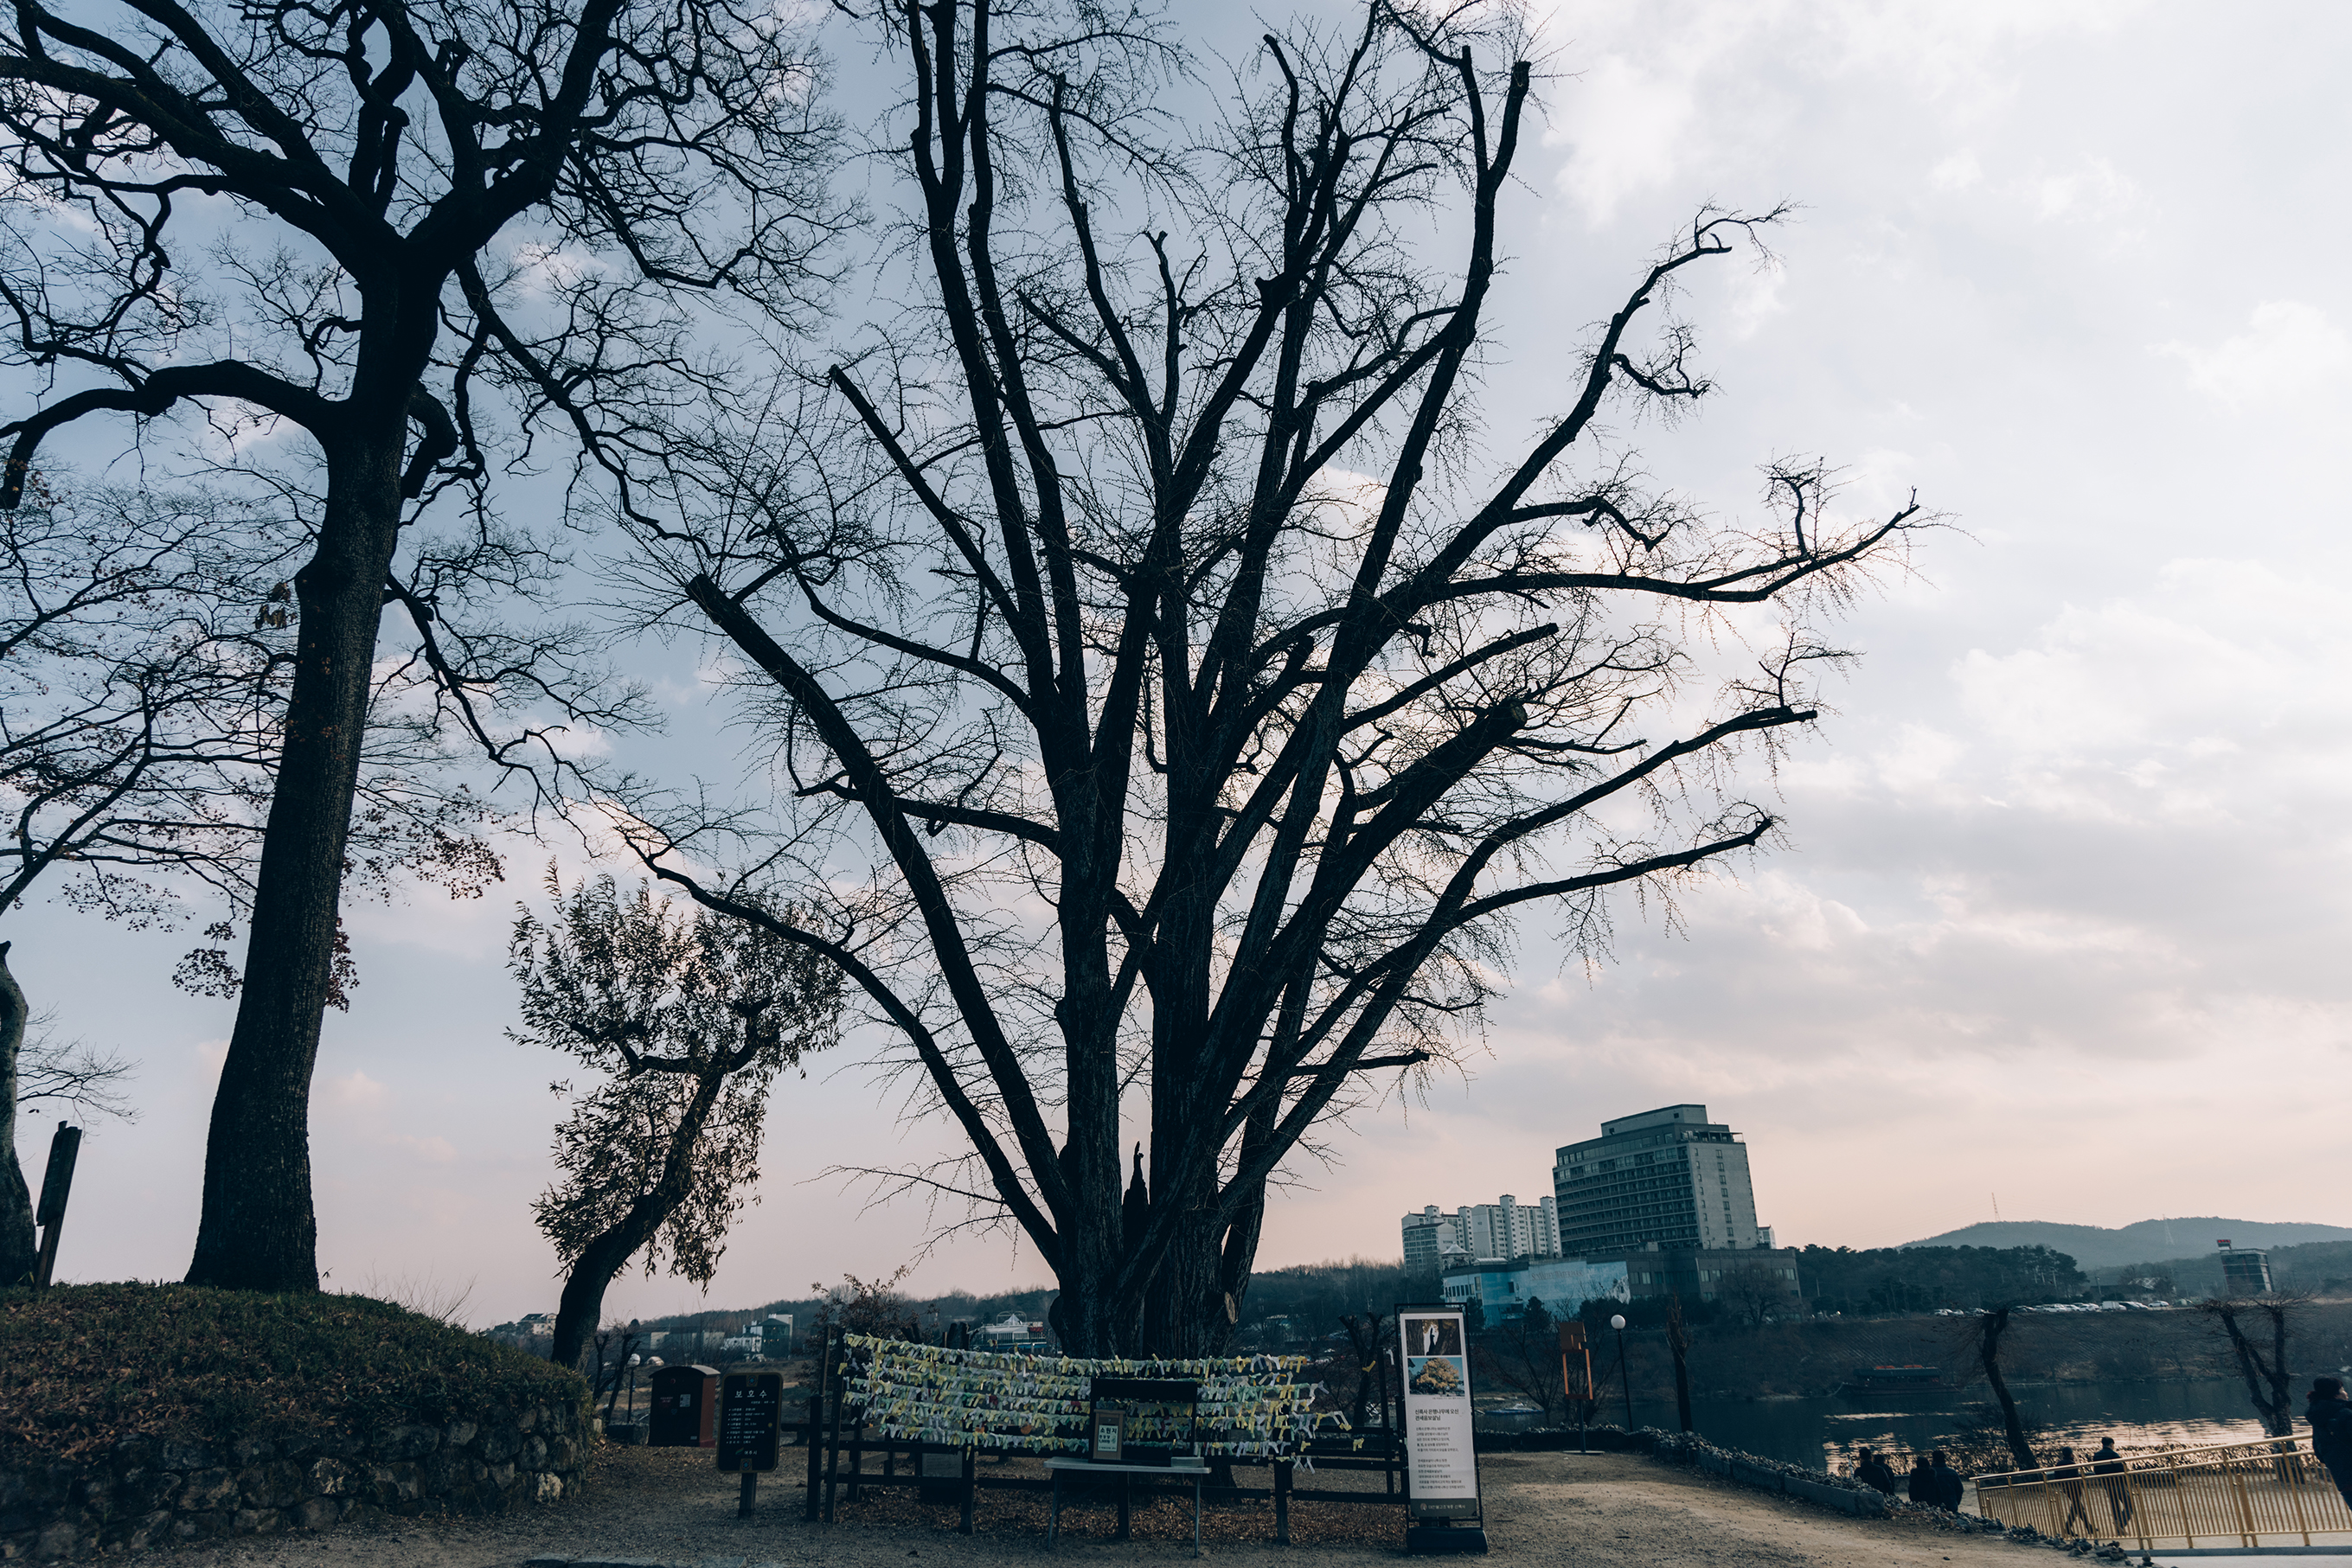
715 1371 784 1472
1396 1307 1481 1521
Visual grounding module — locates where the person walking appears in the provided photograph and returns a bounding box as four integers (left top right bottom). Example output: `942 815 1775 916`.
2053 1446 2095 1536
2307 1377 2352 1507
2089 1437 2134 1535
1930 1450 1966 1512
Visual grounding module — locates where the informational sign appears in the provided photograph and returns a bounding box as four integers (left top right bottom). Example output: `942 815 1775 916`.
1090 1404 1127 1462
715 1371 784 1472
1396 1307 1481 1521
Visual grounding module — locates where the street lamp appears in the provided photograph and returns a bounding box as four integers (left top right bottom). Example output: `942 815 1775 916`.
1610 1314 1632 1429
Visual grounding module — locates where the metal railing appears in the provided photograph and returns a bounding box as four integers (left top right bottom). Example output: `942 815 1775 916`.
1975 1436 2352 1549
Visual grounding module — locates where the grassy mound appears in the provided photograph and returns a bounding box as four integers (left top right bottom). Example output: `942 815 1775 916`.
0 1283 586 1464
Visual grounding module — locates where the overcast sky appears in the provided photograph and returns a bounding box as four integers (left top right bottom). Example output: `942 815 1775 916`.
18 0 2352 1325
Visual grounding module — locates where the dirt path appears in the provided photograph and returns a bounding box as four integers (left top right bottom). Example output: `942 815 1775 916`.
151 1450 2030 1568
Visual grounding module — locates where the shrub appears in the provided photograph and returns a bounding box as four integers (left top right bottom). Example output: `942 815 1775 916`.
0 1283 586 1462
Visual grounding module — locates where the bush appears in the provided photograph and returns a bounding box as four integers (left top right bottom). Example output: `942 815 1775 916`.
0 1283 586 1462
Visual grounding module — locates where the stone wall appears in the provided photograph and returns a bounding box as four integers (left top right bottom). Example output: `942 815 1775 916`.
0 1399 587 1561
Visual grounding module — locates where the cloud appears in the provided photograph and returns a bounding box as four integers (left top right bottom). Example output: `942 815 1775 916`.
330 1070 388 1107
1549 53 1701 227
2156 302 2352 410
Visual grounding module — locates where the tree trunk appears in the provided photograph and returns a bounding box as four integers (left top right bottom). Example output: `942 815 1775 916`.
1977 1308 2037 1469
1139 1197 1227 1358
2266 1306 2296 1437
1666 1295 1695 1433
186 429 407 1292
2211 1304 2294 1437
547 1070 727 1370
0 943 34 1286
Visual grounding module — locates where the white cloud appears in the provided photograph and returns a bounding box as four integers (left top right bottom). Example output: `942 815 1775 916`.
330 1070 388 1107
2157 302 2352 410
1548 53 1702 227
2028 154 2138 223
1930 151 1983 191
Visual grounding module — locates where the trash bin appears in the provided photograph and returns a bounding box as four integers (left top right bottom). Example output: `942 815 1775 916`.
648 1364 720 1447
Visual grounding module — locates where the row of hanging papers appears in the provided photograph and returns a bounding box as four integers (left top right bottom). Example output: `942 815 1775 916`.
835 1333 1355 1461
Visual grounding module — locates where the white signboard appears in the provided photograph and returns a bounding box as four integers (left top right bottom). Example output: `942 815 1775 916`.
1397 1308 1481 1521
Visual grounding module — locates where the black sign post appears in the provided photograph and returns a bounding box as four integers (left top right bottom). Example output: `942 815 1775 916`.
717 1371 784 1517
32 1124 80 1290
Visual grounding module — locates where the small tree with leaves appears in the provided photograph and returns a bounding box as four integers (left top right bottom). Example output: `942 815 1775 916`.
510 871 842 1372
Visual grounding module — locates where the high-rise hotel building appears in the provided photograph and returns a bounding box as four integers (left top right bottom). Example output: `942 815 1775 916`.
1552 1104 1770 1255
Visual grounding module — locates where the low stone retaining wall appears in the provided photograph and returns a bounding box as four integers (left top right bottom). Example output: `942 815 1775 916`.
0 1400 587 1561
1659 1434 1889 1518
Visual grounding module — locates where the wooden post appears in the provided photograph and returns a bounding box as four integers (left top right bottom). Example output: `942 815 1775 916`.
31 1125 80 1289
823 1332 847 1523
1383 1348 1397 1494
960 1447 975 1535
804 1390 824 1520
1275 1459 1291 1545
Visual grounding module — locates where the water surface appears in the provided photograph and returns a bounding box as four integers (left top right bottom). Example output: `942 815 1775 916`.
1591 1379 2285 1472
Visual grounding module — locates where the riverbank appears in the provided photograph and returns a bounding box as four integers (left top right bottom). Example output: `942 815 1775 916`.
1661 1300 2352 1400
144 1447 2035 1568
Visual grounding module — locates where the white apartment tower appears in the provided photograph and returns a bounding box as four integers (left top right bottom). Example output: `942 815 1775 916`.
1403 1194 1562 1270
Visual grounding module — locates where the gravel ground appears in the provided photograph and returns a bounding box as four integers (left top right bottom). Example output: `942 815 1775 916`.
149 1449 2036 1568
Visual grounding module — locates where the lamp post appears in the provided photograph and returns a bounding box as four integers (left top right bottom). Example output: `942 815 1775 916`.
1610 1314 1632 1429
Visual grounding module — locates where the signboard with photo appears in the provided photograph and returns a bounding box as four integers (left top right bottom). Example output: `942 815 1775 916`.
1395 1306 1481 1524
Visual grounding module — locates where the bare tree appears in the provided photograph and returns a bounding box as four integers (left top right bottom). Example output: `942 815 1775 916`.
621 0 1928 1354
1472 1298 1567 1425
1962 1306 2039 1470
13 1012 138 1127
0 0 839 1290
0 475 513 1272
510 871 842 1371
2203 1292 2308 1438
1664 1294 1694 1431
1715 1264 1787 1328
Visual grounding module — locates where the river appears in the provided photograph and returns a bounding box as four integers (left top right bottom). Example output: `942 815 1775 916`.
1582 1379 2289 1472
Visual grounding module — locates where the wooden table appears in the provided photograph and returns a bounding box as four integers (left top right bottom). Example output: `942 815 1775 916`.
1043 1457 1208 1557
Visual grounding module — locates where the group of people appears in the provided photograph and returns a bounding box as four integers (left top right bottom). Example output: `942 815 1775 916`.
1851 1447 1964 1509
2045 1440 2133 1534
1845 1380 2352 1541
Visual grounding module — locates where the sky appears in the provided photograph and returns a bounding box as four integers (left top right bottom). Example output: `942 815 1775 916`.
13 0 2352 1326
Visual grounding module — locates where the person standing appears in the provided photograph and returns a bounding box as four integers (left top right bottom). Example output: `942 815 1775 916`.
2053 1446 2095 1536
1930 1450 1966 1512
1908 1454 1936 1504
2307 1377 2352 1507
1855 1448 1899 1494
2089 1437 2134 1534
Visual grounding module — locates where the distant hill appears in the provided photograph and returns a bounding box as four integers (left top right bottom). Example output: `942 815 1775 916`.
1900 1218 2352 1270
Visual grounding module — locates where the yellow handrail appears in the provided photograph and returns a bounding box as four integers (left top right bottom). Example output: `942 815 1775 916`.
1973 1435 2352 1548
